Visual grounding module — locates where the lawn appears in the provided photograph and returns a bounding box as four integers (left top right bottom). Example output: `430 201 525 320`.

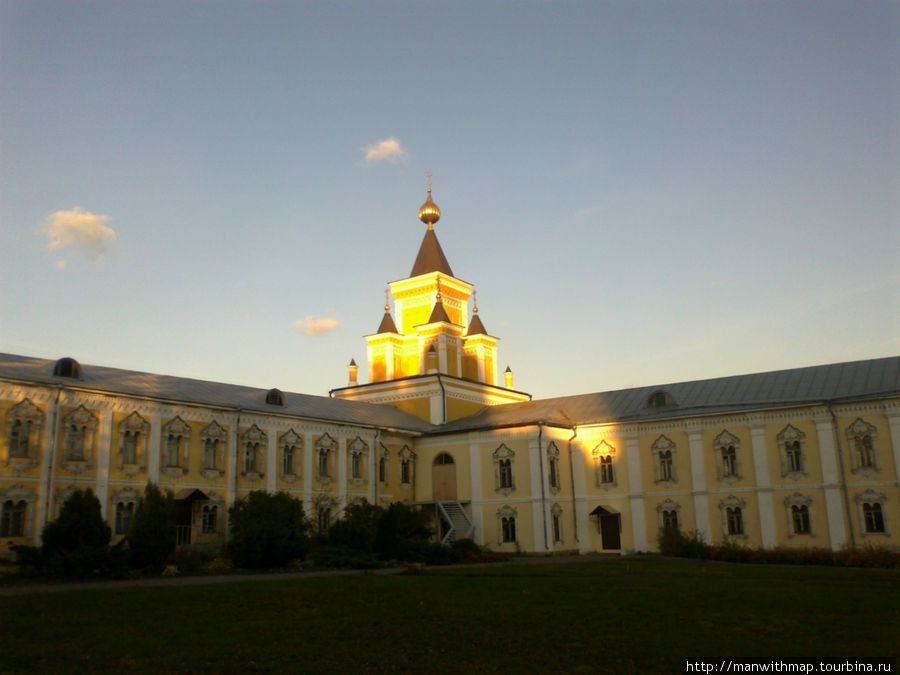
1 557 897 673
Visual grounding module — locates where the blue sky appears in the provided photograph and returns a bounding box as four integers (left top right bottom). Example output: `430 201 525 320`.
1 1 897 400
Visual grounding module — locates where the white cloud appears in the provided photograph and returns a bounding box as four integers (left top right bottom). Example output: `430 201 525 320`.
44 207 117 260
293 315 341 336
361 136 408 165
55 260 68 271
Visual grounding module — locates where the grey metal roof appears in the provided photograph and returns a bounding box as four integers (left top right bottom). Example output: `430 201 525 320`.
436 356 900 434
0 353 436 433
410 227 453 277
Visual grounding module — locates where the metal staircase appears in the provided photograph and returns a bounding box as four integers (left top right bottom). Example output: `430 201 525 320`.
436 501 474 544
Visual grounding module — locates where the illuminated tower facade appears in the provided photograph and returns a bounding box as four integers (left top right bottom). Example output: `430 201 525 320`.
331 181 530 423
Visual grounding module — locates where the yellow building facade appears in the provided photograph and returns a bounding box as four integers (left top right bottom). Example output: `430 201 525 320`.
2 190 898 555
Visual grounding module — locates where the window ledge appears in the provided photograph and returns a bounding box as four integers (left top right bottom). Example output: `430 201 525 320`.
62 460 90 473
782 471 806 481
162 466 185 477
7 458 37 472
122 464 144 476
281 473 299 483
201 469 225 480
241 472 264 480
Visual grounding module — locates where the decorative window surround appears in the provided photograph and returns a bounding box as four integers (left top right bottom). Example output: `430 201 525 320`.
497 504 517 544
280 429 302 482
112 487 140 535
0 484 36 539
592 440 617 488
316 494 335 533
378 444 389 486
316 433 338 484
550 502 563 544
719 495 747 538
777 424 807 480
714 430 742 483
200 420 226 479
5 398 44 471
61 405 98 473
657 498 681 532
492 444 516 495
162 416 192 477
118 411 150 476
348 436 368 486
783 492 813 537
855 489 888 536
241 424 267 480
547 442 561 494
651 435 677 485
846 418 879 476
399 445 415 489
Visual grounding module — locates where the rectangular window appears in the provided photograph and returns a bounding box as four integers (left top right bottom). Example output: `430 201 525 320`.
663 510 679 531
863 503 885 533
549 458 560 489
204 439 217 470
202 505 217 534
599 456 614 484
283 446 294 475
245 444 258 473
166 435 180 467
318 450 329 478
115 502 134 535
351 453 361 480
10 421 30 458
786 442 802 473
791 505 810 534
499 459 513 489
1 500 26 537
726 507 743 535
659 451 673 481
552 513 561 543
379 456 386 482
401 459 411 484
721 447 737 477
67 425 85 460
501 516 516 543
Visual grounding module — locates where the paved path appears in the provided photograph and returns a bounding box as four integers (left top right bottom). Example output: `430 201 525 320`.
0 553 611 597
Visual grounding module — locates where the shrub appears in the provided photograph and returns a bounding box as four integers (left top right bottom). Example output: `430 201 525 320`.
328 501 383 552
374 502 433 561
229 491 310 569
127 482 176 572
42 488 111 576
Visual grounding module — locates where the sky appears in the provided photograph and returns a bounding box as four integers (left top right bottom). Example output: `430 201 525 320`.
1 1 898 401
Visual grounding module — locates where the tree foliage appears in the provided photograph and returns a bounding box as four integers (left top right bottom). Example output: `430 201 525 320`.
127 482 176 572
229 491 310 568
41 488 111 575
328 501 383 552
373 502 433 560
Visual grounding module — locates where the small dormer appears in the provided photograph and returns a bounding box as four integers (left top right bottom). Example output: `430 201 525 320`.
53 357 82 379
646 390 676 408
265 388 285 406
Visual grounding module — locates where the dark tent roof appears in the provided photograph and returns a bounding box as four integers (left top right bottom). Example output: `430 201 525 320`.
410 228 453 277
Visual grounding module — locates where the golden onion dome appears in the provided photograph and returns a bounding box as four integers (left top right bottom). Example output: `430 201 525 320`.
418 190 441 227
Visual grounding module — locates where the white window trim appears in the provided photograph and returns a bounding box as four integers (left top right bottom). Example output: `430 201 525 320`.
650 434 678 485
776 424 807 480
546 442 561 494
591 440 617 489
855 489 888 536
656 498 682 532
241 424 267 479
5 398 44 470
492 444 516 495
846 418 880 476
61 405 98 473
783 492 814 537
280 429 302 482
118 411 150 475
497 504 518 545
315 433 338 484
714 429 742 483
348 436 368 486
719 494 747 539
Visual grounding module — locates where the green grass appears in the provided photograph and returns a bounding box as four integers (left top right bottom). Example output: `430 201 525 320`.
1 557 898 673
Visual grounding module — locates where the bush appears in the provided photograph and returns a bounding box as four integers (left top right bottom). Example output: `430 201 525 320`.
229 491 310 569
127 482 176 572
374 502 433 561
42 488 111 576
658 528 708 559
328 501 383 552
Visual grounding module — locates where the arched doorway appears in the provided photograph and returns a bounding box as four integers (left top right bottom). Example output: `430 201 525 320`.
432 452 457 501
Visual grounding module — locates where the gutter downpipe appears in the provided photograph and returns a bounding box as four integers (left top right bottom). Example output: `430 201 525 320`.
373 427 381 505
827 402 856 549
537 423 548 552
568 424 579 546
43 385 63 529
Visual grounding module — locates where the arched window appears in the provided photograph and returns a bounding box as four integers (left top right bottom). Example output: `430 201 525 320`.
714 430 741 481
791 505 810 535
202 505 218 534
726 507 743 535
498 459 513 488
115 502 134 535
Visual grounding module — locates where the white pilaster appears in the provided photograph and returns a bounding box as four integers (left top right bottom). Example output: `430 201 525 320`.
437 333 448 373
303 431 313 517
148 412 161 485
338 436 347 514
469 440 484 545
688 431 711 542
571 440 591 553
815 420 847 550
95 409 113 519
476 344 485 382
625 435 647 552
266 428 277 493
888 415 900 485
750 426 776 548
529 435 549 552
429 394 443 425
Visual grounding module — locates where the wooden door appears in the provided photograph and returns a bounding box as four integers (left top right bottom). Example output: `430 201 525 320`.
600 513 621 550
432 453 457 500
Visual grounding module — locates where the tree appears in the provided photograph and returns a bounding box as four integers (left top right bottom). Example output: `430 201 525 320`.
42 488 111 575
127 482 176 572
229 491 310 568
